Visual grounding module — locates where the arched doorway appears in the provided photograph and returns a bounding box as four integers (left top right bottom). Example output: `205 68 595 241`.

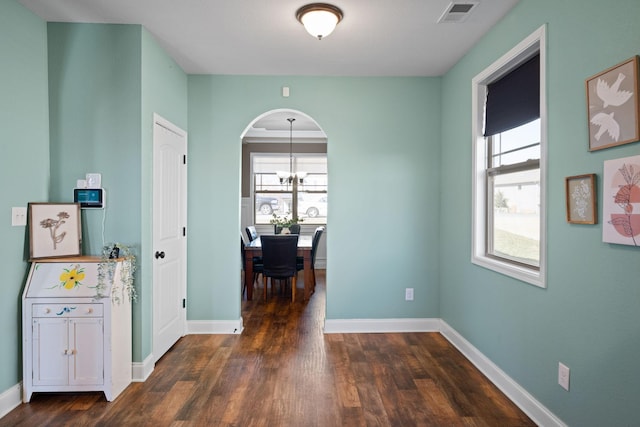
240 109 328 304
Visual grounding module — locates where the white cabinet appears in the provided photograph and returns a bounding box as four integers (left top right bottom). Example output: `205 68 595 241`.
22 257 131 402
31 308 104 387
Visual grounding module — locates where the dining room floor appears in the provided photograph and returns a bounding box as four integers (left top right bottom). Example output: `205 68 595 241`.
1 270 535 426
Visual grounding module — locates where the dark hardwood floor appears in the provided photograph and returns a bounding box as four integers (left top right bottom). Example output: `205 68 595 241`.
2 271 535 426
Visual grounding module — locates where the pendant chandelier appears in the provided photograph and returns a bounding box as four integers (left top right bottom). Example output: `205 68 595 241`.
277 118 307 184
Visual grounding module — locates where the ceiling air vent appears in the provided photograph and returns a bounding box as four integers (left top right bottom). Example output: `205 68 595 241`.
437 2 479 23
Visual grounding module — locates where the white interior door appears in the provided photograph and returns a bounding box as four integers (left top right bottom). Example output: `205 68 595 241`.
152 114 187 363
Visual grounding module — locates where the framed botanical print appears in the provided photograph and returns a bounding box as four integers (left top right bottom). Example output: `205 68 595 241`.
586 56 640 151
28 203 82 259
566 174 597 224
602 155 640 246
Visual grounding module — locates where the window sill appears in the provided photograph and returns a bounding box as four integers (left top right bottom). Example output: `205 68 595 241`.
471 254 545 289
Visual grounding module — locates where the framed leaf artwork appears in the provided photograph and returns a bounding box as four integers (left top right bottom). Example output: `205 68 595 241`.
566 174 597 224
602 155 640 246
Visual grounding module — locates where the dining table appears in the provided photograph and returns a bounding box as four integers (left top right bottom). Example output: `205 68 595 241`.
244 234 314 301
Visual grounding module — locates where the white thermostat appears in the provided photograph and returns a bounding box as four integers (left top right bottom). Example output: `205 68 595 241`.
86 173 102 189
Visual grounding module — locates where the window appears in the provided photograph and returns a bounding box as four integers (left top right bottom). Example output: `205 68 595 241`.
487 119 540 267
472 26 546 287
252 154 327 225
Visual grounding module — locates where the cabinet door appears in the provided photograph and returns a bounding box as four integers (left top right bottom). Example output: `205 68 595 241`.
69 318 104 385
32 318 68 386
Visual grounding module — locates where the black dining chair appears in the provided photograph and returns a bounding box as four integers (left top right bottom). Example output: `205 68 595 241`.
297 226 325 292
244 226 263 280
245 225 259 243
241 234 263 298
289 224 301 234
261 235 299 302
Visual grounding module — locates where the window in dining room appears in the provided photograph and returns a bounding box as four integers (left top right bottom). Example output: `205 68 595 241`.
252 154 327 225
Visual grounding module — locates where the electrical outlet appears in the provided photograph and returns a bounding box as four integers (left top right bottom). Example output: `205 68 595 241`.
558 362 570 391
405 288 414 301
12 207 27 226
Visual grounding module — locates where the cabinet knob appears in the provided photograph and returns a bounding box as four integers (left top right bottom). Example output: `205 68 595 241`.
44 308 51 314
86 308 93 314
155 251 165 259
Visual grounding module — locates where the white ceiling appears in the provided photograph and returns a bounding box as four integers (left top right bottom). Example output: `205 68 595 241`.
19 0 519 77
18 0 519 139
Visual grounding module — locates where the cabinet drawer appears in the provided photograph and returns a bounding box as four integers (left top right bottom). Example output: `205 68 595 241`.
32 304 103 318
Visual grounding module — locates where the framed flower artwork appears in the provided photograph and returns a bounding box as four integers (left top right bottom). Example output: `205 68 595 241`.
28 203 82 259
602 155 640 246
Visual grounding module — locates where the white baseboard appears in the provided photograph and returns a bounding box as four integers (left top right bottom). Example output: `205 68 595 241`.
323 317 440 333
439 320 567 427
131 354 155 382
0 382 21 419
187 318 243 335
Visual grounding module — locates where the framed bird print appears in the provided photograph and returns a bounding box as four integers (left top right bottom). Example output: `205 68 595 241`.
586 56 640 151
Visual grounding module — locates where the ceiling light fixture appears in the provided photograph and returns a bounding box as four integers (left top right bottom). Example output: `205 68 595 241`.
277 118 306 185
296 3 343 40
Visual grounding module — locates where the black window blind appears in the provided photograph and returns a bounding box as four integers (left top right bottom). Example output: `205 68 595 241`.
484 54 540 136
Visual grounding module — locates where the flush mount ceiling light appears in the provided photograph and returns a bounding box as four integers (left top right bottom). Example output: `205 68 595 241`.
296 3 343 40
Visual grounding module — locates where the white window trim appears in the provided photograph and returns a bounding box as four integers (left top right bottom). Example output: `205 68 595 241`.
471 25 547 288
250 152 328 225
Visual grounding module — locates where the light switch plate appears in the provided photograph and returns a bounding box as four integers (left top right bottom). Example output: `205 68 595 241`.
12 207 27 226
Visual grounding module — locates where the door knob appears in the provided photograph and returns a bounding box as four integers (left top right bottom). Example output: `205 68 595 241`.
155 251 165 259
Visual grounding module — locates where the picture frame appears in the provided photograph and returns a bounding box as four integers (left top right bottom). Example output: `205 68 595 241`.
586 56 640 151
602 155 640 246
28 203 82 259
565 174 597 224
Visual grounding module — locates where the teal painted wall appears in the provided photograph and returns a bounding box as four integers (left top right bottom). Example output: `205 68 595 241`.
440 1 640 425
187 75 441 322
3 0 639 424
47 23 142 254
140 28 189 360
47 23 188 362
0 1 50 394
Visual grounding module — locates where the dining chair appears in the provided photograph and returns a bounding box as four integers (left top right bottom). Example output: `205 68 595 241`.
245 225 259 242
260 235 299 302
297 226 324 292
241 234 263 298
244 225 263 280
289 224 301 234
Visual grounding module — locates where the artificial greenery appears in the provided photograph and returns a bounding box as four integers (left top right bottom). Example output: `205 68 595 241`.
95 243 137 304
269 213 303 228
